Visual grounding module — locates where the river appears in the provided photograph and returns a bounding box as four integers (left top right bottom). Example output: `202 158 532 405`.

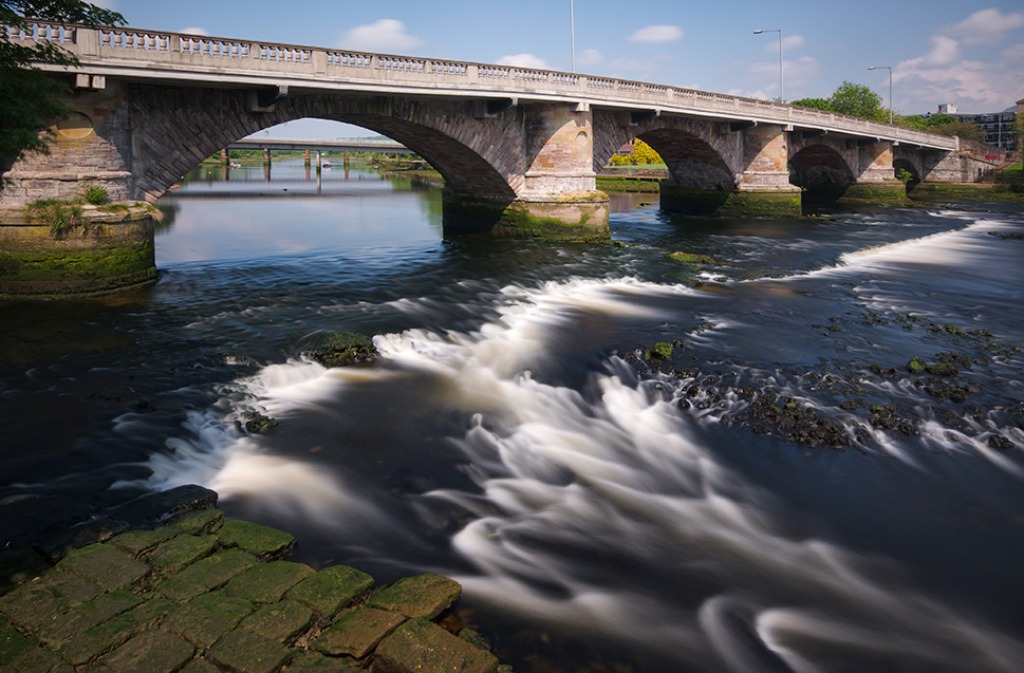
2 158 1022 672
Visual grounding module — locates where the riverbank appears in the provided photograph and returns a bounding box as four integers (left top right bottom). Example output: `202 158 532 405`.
0 485 508 673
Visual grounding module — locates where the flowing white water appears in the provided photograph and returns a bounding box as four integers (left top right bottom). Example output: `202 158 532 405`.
135 272 1024 672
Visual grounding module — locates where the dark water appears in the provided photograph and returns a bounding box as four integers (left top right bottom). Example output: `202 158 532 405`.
2 159 1022 672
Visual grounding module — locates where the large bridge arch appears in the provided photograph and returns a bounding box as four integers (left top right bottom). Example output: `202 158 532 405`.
788 142 856 201
124 84 522 205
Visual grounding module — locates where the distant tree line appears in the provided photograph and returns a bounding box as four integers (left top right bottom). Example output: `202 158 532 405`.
790 81 984 142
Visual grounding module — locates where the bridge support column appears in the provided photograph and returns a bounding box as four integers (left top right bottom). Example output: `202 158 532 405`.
659 123 801 217
734 124 802 215
844 140 906 203
450 103 609 240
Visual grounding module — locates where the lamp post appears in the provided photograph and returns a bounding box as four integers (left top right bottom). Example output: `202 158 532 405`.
570 0 576 73
753 28 783 103
869 65 893 124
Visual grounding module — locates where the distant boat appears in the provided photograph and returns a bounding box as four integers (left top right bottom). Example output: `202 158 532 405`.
322 160 332 168
229 161 242 168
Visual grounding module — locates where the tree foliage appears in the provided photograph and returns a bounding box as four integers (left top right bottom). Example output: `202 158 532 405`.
609 139 664 166
791 83 886 122
790 97 831 112
827 81 885 122
1 1 125 175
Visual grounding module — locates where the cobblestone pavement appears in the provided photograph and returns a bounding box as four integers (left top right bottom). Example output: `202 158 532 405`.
0 508 505 673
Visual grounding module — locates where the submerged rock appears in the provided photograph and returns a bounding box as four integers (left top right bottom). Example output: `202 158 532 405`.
299 331 378 367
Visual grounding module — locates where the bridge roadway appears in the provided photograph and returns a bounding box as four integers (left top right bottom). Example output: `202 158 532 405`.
3 21 974 241
14 21 954 152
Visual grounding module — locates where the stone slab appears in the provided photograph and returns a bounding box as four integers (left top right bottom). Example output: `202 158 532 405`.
41 589 141 648
55 544 149 592
59 597 177 665
367 573 461 619
315 607 405 659
1 614 37 662
110 527 181 557
217 520 295 558
169 509 224 535
374 618 499 673
147 534 217 574
207 627 290 673
156 548 258 601
221 560 315 604
161 591 254 649
286 565 374 617
286 650 367 672
238 600 313 644
99 629 195 673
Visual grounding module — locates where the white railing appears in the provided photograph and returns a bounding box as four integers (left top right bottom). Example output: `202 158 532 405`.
13 20 957 151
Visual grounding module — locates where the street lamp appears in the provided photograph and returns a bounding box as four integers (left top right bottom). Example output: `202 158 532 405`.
570 0 576 73
754 28 783 103
869 65 893 124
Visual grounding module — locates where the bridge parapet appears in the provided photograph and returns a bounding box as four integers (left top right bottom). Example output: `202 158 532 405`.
11 21 957 153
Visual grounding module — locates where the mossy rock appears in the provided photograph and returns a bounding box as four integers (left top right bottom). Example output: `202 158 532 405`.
645 341 674 360
667 251 719 265
906 356 928 374
299 331 378 367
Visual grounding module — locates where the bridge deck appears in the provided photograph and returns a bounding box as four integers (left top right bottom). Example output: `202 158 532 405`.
13 21 957 151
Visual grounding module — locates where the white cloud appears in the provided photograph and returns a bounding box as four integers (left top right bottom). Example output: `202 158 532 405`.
950 8 1024 45
497 53 549 69
628 25 683 44
577 49 603 67
338 19 421 53
179 27 210 37
781 34 805 51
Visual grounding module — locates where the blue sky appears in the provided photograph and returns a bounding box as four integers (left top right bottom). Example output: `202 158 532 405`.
94 1 1023 137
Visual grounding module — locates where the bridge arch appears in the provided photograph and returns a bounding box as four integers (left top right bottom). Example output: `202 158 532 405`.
788 143 856 202
124 85 521 206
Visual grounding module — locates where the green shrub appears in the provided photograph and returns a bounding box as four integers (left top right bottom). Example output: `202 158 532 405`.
84 185 110 205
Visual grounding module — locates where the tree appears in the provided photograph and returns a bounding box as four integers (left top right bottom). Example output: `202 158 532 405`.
790 97 832 112
1 1 125 177
827 81 885 122
927 117 983 142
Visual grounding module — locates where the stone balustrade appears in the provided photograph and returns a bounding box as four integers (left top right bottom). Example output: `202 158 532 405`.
10 20 956 152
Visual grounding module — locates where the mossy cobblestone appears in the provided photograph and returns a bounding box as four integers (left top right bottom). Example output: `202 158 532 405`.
0 506 509 673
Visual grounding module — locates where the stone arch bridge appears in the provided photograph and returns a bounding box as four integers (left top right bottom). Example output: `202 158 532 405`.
2 21 976 240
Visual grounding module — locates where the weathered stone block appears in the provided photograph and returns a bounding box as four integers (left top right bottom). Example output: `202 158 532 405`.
48 589 141 645
161 592 254 649
222 560 315 604
286 565 374 617
156 549 258 601
238 600 313 644
56 543 149 592
110 527 181 557
367 573 461 619
169 509 224 535
286 650 367 672
314 607 405 659
0 572 102 631
0 615 36 663
217 520 296 558
99 629 195 673
59 597 176 665
148 535 217 574
208 627 291 673
1 642 72 673
374 618 498 673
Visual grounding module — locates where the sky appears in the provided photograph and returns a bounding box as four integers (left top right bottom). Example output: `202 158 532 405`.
91 1 1023 138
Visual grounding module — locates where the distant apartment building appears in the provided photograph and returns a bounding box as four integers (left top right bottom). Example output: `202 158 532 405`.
932 101 1020 151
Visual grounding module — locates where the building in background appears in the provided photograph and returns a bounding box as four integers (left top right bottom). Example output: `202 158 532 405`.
931 102 1019 150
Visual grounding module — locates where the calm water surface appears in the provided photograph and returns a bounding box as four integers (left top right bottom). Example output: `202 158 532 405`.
2 159 1022 672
